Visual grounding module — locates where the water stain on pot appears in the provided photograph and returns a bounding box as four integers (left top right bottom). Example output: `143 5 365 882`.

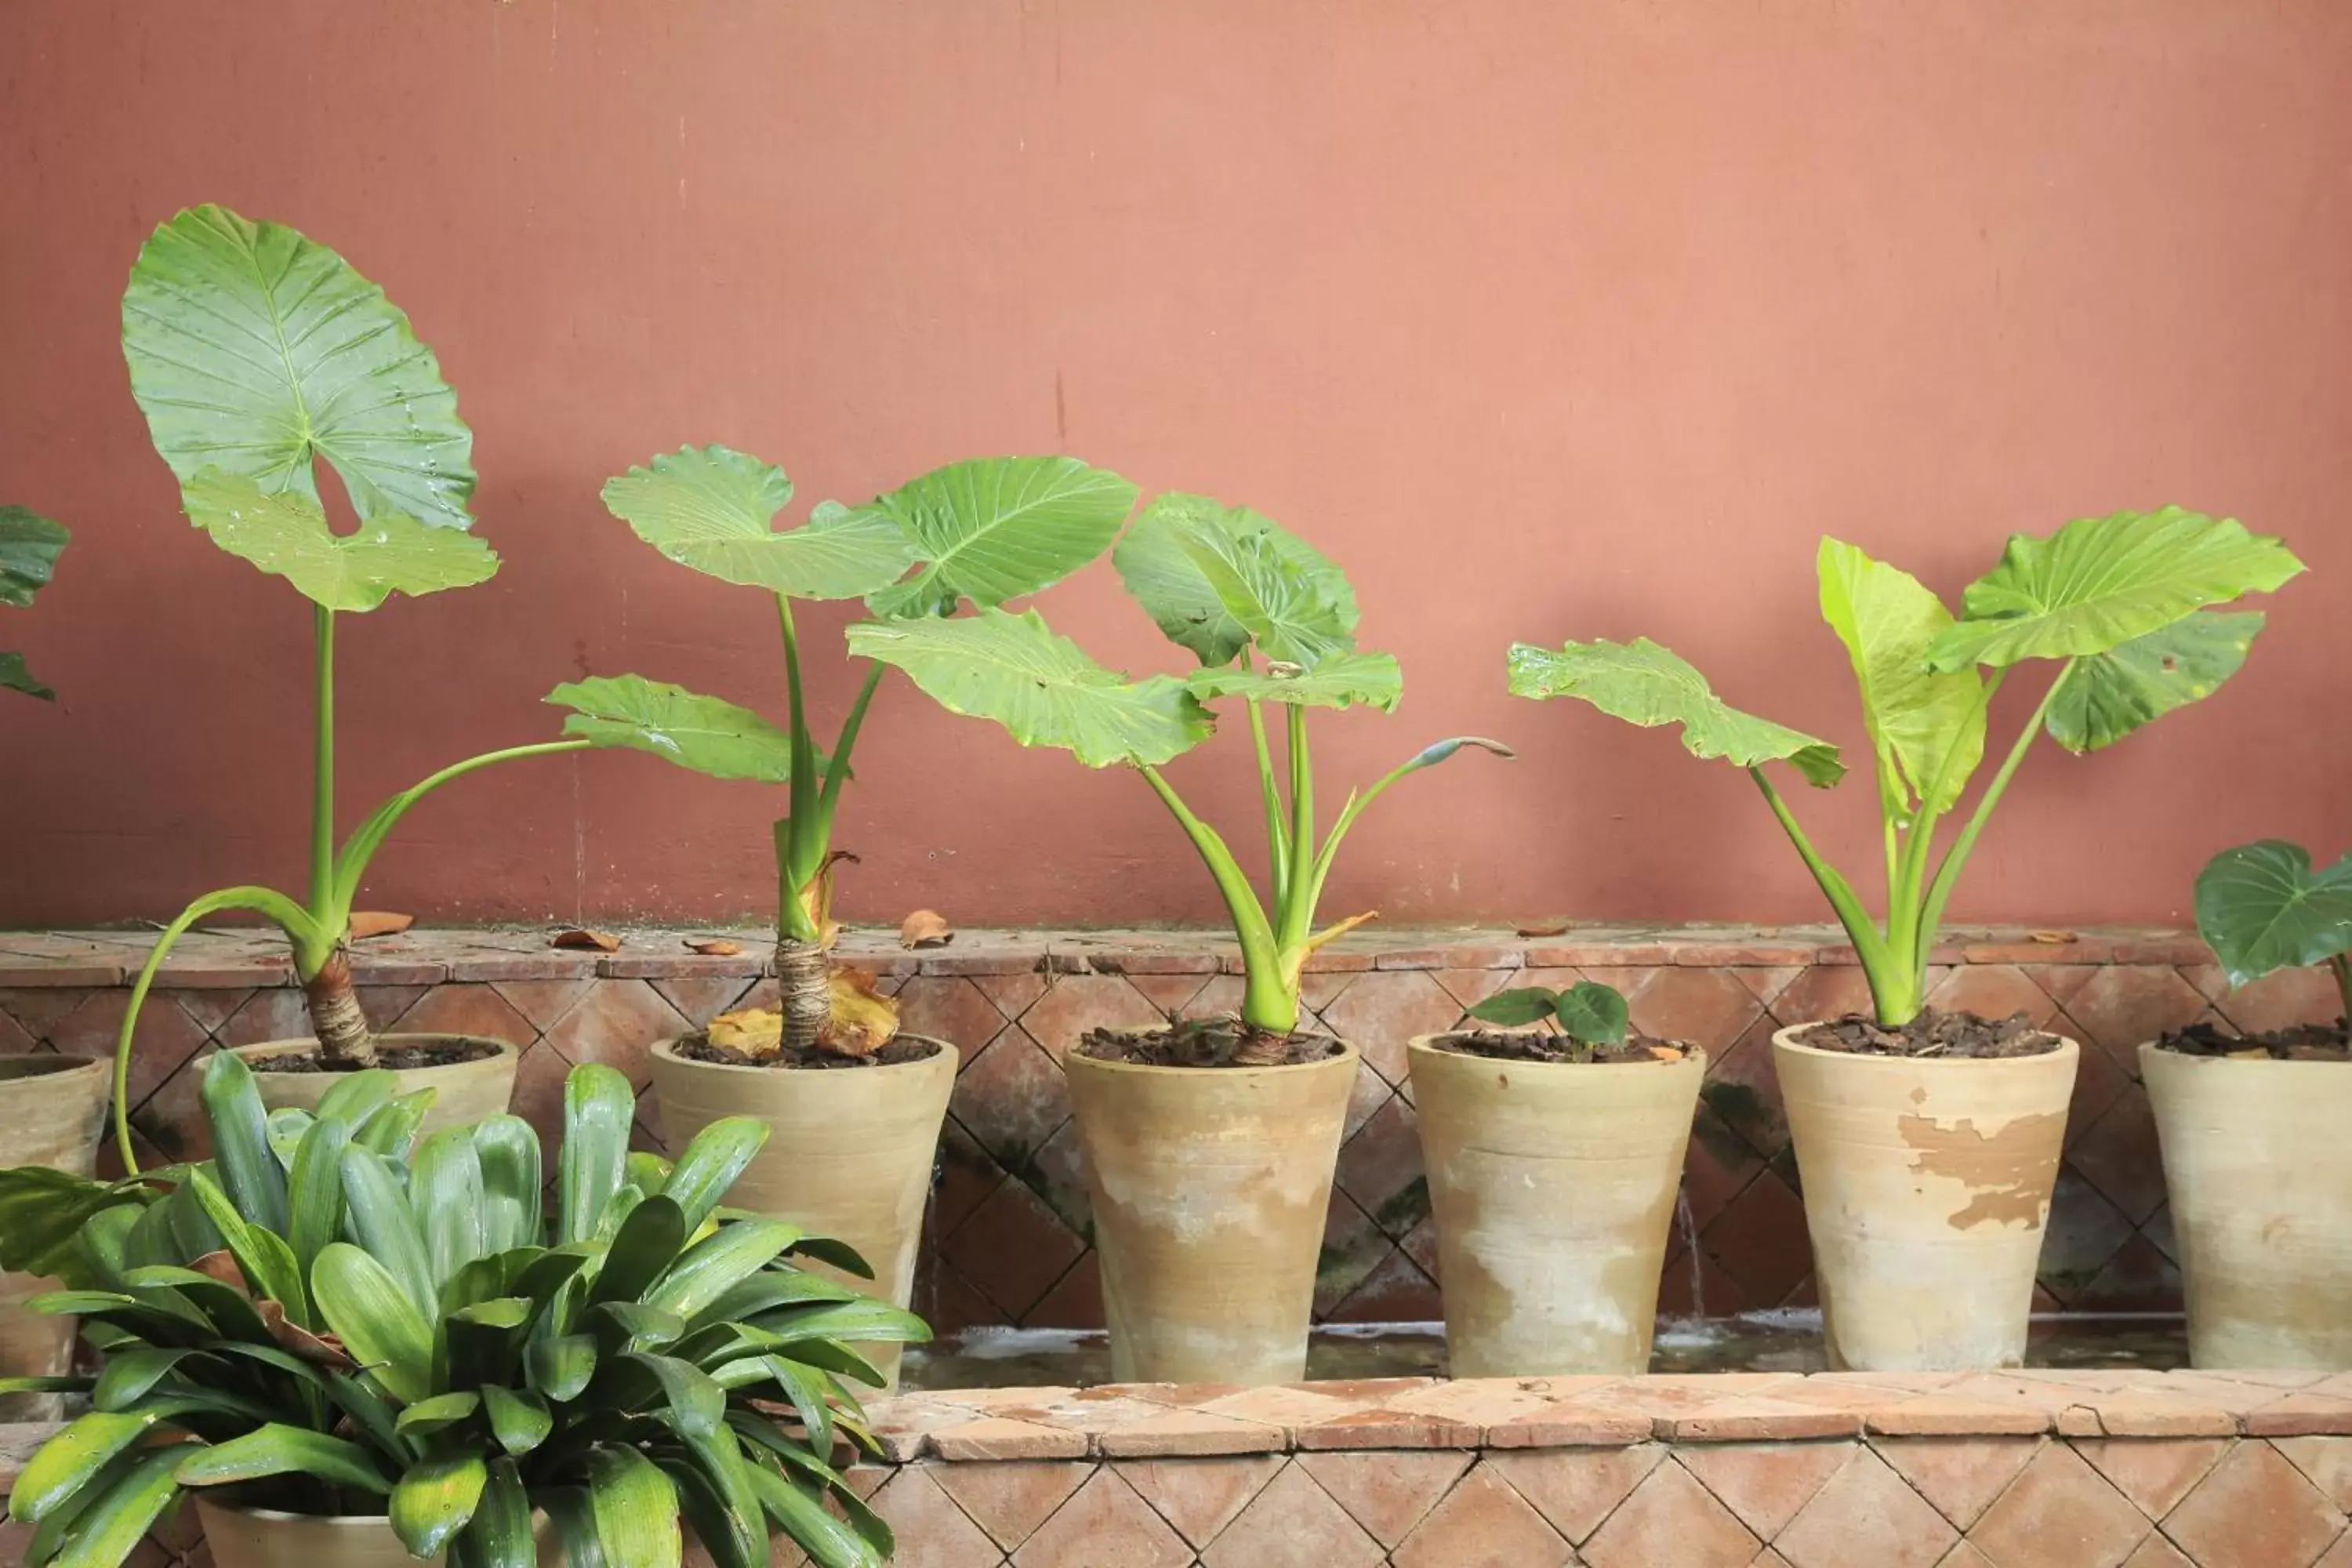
1897 1109 2066 1230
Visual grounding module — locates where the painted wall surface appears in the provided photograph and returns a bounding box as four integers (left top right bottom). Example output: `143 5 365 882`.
2 1 2347 931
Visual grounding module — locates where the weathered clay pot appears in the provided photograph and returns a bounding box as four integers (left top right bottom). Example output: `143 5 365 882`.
1065 1040 1358 1385
1408 1035 1704 1377
193 1499 555 1568
0 1054 110 1421
648 1036 956 1391
2143 1042 2352 1367
228 1036 519 1135
1774 1025 2076 1371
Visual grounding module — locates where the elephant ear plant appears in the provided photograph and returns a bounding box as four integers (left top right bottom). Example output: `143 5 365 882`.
850 492 1512 1065
1509 510 2304 1029
2191 841 2352 1039
2 506 69 699
544 447 1138 1058
108 205 586 1139
0 1054 916 1568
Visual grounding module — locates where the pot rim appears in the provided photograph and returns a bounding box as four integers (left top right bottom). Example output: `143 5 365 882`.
1406 1032 1706 1069
227 1034 522 1072
0 1051 110 1083
1062 1034 1359 1076
189 1499 397 1526
2138 1037 2352 1068
1770 1021 2077 1065
648 1033 956 1073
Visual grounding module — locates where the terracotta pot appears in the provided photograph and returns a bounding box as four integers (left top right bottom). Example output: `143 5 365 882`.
1065 1039 1358 1385
229 1036 519 1134
0 1054 110 1421
193 1498 555 1568
1773 1024 2076 1371
1408 1035 1704 1377
2143 1041 2352 1368
648 1036 956 1391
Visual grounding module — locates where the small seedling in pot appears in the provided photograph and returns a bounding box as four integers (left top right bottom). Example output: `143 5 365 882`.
0 506 68 700
851 492 1512 1064
1509 510 2302 1034
545 448 1138 1061
2191 840 2352 1043
1465 980 1632 1063
109 207 586 1166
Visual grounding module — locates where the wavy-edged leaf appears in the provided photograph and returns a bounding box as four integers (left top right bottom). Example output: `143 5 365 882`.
412 1127 488 1291
588 1443 682 1568
470 1116 543 1257
178 470 495 612
0 506 69 608
2046 611 2263 753
336 1145 435 1316
481 1385 552 1457
1506 637 1846 786
861 456 1137 619
603 446 917 600
646 1218 800 1321
659 1118 770 1235
2194 840 2352 989
391 1453 488 1558
1113 492 1358 666
174 1424 391 1494
544 673 798 783
1927 506 2303 671
528 1333 598 1402
198 1051 288 1235
1817 538 1986 816
38 1446 183 1568
848 607 1213 768
122 203 474 532
1186 650 1402 712
311 1243 433 1403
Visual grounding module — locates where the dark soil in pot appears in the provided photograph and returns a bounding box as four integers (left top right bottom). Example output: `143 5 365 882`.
1079 1016 1342 1068
251 1039 501 1073
1432 1029 1688 1065
2158 1018 2351 1062
1791 1007 2062 1059
672 1033 946 1069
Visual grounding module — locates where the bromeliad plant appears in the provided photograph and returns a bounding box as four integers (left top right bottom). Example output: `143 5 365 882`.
2 506 69 700
545 446 1140 1058
110 205 586 1115
0 1054 917 1568
1509 510 2303 1028
2193 841 2352 1028
849 492 1512 1062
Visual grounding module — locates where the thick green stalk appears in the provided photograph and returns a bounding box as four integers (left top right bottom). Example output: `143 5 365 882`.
1748 768 1907 1021
307 605 336 953
1247 696 1290 909
1908 667 2071 977
1279 705 1316 951
1882 671 2002 986
813 662 886 843
1138 764 1290 1032
330 741 590 914
775 596 817 838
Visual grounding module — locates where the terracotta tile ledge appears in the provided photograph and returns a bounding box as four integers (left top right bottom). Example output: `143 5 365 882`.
0 922 2211 989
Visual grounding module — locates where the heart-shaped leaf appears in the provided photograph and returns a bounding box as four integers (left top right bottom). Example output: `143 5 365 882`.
861 456 1138 619
603 446 917 600
1508 637 1846 786
545 673 801 783
1186 650 1402 712
122 204 475 532
2194 840 2352 988
847 608 1214 768
2045 612 2263 753
1113 492 1358 667
180 470 496 612
1555 981 1631 1046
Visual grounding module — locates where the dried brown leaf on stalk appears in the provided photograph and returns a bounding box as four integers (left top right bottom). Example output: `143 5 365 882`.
257 1298 355 1369
818 965 899 1058
1515 918 1571 938
348 912 415 940
898 909 954 949
190 1250 249 1291
552 928 621 953
707 1007 784 1060
684 938 742 956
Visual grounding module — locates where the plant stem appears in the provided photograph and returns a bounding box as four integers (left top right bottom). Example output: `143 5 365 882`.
310 605 336 922
1138 764 1290 1033
1247 695 1290 909
815 662 886 840
307 949 376 1071
1883 672 2002 988
1909 666 2071 979
1749 768 1906 1021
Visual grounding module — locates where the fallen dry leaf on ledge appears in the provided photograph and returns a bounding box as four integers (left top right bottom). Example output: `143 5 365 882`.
2028 930 2078 945
684 938 742 956
348 912 414 940
1515 918 1571 938
552 928 620 953
899 909 954 949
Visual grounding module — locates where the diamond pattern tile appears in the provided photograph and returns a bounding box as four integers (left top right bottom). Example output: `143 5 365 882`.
1199 1460 1385 1567
1392 1463 1573 1568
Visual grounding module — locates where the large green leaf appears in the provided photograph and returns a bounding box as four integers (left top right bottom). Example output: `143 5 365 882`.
411 1127 487 1292
1927 507 2303 671
198 1051 289 1236
846 608 1214 768
860 456 1138 618
9 1412 157 1523
472 1117 543 1257
311 1243 434 1403
1816 539 1986 816
645 1218 800 1319
337 1146 436 1316
391 1454 488 1558
122 204 474 532
1185 650 1402 712
1112 492 1358 667
588 1444 683 1568
481 1385 553 1456
2194 840 2352 988
173 1425 392 1494
40 1446 183 1568
0 1169 158 1279
1555 981 1632 1046
0 507 68 608
456 1457 535 1568
561 1065 637 1245
2045 612 2263 753
744 1462 881 1568
659 1119 770 1235
544 674 797 783
602 446 916 600
285 1115 350 1283
179 470 497 612
1506 637 1846 786
527 1333 599 1403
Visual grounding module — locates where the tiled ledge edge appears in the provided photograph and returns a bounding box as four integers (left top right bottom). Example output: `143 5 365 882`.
0 922 2216 989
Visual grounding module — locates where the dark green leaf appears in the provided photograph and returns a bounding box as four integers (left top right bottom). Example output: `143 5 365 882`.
395 1391 482 1438
659 1118 770 1235
591 1196 689 1306
744 1461 880 1568
528 1334 598 1403
1112 492 1356 667
91 1348 205 1414
603 1352 724 1437
198 1051 287 1235
390 1454 488 1558
1465 988 1559 1028
174 1425 391 1494
472 1116 543 1256
2194 840 2352 989
1555 981 1632 1046
646 1219 800 1320
39 1446 182 1568
2045 611 2263 753
588 1444 682 1568
310 1243 434 1403
481 1385 553 1456
560 1065 636 1244
455 1457 534 1568
0 507 68 608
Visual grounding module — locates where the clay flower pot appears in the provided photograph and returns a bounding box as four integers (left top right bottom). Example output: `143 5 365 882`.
0 1054 109 1421
2142 1042 2352 1367
1773 1025 2077 1371
194 1499 554 1568
1408 1035 1704 1377
228 1036 520 1135
648 1035 956 1391
1064 1040 1358 1385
